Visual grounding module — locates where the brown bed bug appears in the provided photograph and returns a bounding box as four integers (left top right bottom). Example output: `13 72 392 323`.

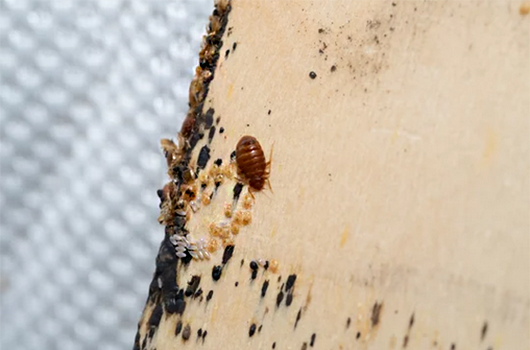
235 135 272 193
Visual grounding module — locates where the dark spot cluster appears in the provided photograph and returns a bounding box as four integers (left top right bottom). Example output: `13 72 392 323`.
197 328 208 343
136 0 234 348
250 260 259 280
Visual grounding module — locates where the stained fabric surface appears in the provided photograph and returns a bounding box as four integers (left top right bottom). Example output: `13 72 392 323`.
0 1 210 349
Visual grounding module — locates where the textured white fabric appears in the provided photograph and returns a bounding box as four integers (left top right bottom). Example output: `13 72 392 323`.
0 1 210 348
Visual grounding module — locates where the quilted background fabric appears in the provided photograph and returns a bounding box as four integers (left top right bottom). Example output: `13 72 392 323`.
0 0 210 348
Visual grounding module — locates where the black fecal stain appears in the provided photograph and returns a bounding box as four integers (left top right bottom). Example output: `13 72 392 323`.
268 110 271 115
310 333 316 347
232 42 237 51
182 324 191 341
165 288 186 315
222 245 235 264
481 322 488 341
214 181 221 192
175 320 183 336
133 331 140 350
212 265 222 281
189 131 203 150
309 71 317 79
261 280 269 297
346 317 351 328
202 330 207 341
216 116 220 124
409 313 415 329
301 343 308 350
286 293 293 306
286 275 297 291
214 158 223 166
233 183 244 202
148 327 155 339
403 335 409 348
235 281 239 287
277 275 281 283
180 250 193 265
249 323 257 337
250 260 258 270
225 49 230 58
370 301 383 326
148 304 163 328
206 290 214 301
150 236 177 302
201 183 207 190
251 269 258 280
284 274 297 306
204 108 215 128
258 325 263 333
331 65 337 72
219 127 225 133
230 150 237 161
208 126 216 143
318 28 325 33
294 308 302 329
240 259 244 267
264 261 269 270
450 343 456 350
276 291 285 307
272 342 276 349
356 332 361 339
392 2 397 6
197 328 202 339
194 288 203 299
197 145 211 170
185 275 201 297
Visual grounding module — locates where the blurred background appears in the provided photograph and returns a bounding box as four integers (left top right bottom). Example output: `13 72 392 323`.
0 0 211 349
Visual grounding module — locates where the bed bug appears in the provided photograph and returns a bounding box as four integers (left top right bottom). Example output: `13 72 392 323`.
235 135 272 193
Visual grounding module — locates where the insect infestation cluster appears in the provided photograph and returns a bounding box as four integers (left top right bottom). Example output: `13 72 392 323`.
157 133 272 263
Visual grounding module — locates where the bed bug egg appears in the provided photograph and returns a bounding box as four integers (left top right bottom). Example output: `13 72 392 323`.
235 135 271 193
189 200 199 213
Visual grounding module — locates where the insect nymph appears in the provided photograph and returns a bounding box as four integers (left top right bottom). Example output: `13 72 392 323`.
235 135 272 193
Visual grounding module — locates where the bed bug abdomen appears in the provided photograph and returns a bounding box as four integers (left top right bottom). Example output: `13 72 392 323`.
235 135 269 192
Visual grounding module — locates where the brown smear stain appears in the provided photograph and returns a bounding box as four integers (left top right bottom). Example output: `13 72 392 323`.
227 83 234 99
481 127 498 166
339 225 349 248
520 1 530 15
